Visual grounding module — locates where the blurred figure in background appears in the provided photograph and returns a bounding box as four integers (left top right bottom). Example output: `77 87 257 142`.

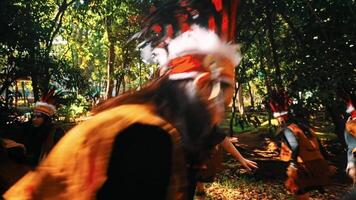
269 89 335 200
343 95 356 183
0 89 64 196
15 89 65 166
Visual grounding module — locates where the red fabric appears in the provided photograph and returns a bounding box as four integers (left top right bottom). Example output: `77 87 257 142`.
168 55 206 74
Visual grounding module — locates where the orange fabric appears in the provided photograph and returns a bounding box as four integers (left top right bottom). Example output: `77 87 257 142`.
4 104 187 200
279 124 324 163
285 159 331 194
346 119 356 137
168 55 206 74
280 124 331 194
168 54 235 91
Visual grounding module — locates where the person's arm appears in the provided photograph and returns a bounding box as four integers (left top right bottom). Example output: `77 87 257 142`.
345 130 356 161
283 128 299 166
220 137 258 171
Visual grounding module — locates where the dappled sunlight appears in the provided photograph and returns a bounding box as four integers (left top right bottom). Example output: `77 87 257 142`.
260 119 279 126
202 178 288 200
202 177 347 200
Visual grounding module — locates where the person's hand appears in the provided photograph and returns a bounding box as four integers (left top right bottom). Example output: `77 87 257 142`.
286 164 298 178
285 164 299 193
238 157 258 172
228 137 239 143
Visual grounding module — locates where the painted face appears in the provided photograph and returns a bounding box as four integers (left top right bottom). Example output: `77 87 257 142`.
197 55 235 125
32 112 45 127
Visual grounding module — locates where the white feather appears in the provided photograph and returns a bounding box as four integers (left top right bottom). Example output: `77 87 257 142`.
35 102 56 112
347 105 355 113
140 45 154 64
152 48 168 66
142 25 242 67
273 111 288 118
167 25 241 66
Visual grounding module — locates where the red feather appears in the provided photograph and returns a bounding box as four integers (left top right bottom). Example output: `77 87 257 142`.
208 15 217 32
212 0 223 11
229 0 240 42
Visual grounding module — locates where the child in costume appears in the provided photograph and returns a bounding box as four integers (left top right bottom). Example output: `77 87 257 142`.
269 89 335 200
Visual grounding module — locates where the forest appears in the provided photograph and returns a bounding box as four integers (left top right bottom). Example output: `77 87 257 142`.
0 0 355 199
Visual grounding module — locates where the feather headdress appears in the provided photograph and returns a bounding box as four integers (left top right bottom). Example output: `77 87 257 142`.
269 90 292 118
345 96 356 120
133 0 241 79
34 88 63 116
132 0 242 100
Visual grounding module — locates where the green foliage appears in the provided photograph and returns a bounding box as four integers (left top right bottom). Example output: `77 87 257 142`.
237 0 355 117
1 0 354 125
56 94 90 122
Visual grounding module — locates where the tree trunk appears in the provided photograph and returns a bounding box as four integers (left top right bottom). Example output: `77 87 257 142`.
122 77 126 93
326 104 346 147
258 34 273 134
229 80 240 136
105 23 115 99
0 80 11 99
247 82 255 108
15 82 18 108
31 75 40 102
265 1 282 89
237 84 244 115
139 59 142 87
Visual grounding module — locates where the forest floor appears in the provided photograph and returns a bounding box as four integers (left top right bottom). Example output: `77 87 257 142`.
197 126 352 200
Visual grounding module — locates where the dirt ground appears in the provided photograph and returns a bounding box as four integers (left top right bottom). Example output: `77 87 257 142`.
200 129 353 200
